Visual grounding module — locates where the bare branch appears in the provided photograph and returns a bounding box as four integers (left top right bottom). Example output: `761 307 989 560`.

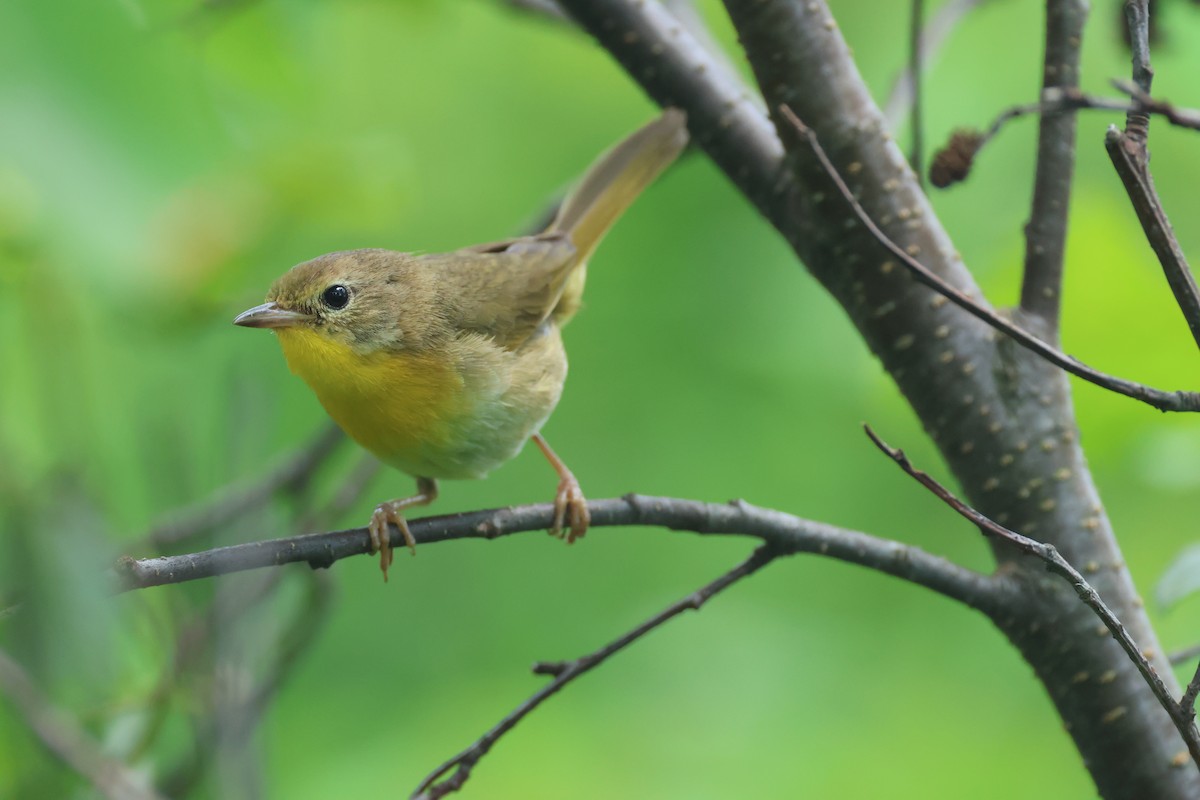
0 648 166 800
412 545 779 799
779 104 1200 412
1184 662 1200 723
1019 0 1087 330
114 494 997 610
930 84 1200 188
1106 127 1200 354
1122 0 1154 146
864 425 1200 771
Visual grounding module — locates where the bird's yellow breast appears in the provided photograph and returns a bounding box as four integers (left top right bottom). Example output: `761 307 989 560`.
275 327 466 475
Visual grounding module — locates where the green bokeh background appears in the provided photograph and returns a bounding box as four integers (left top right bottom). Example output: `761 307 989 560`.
3 0 1200 796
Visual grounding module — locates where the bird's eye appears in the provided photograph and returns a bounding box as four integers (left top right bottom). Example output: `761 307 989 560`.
321 284 350 310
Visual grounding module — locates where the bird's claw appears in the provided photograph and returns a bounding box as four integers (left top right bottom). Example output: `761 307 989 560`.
549 473 590 544
368 502 418 582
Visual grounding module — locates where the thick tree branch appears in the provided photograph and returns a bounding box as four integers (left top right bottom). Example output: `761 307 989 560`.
865 425 1200 771
115 494 998 611
780 105 1200 412
1019 0 1086 330
412 545 779 799
538 0 1200 794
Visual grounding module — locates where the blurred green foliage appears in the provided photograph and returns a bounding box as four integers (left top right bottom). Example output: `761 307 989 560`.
4 0 1200 797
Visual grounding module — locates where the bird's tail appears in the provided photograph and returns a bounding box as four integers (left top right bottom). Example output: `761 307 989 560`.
548 108 688 324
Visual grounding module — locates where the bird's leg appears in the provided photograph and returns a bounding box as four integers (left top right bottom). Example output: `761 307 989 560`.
532 433 590 543
367 477 438 582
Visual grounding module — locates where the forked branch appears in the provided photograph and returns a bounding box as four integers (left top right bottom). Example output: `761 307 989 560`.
779 104 1200 413
412 545 780 799
864 425 1200 769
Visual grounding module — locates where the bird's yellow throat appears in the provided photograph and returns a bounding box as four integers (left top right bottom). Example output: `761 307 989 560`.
275 326 463 469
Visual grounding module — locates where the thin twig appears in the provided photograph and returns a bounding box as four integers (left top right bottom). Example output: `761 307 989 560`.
947 86 1200 161
411 545 780 799
158 570 334 797
779 104 1200 412
1123 0 1154 146
1019 0 1086 329
1184 662 1200 723
863 424 1200 770
1107 3 1200 356
884 0 994 128
145 424 344 549
0 648 167 800
114 494 997 609
295 453 382 533
929 85 1200 188
1105 127 1200 354
908 0 925 187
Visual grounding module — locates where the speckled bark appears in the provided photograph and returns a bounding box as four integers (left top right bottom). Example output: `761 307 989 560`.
557 0 1199 795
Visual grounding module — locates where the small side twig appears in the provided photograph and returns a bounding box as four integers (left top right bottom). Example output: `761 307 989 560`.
929 85 1200 188
1106 2 1200 359
779 104 1200 413
1105 126 1200 354
884 0 994 128
145 423 344 549
0 648 166 800
411 545 780 799
1122 0 1154 146
908 0 925 187
863 424 1200 769
1183 662 1200 722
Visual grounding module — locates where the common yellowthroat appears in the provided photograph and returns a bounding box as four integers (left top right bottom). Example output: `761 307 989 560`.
234 110 688 579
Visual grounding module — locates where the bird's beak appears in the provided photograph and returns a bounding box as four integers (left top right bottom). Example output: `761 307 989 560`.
233 302 313 329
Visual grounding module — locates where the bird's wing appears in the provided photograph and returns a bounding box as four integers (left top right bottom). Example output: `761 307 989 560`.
420 233 578 350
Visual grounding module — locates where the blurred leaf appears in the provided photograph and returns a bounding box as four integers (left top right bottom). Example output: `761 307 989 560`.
1157 544 1200 610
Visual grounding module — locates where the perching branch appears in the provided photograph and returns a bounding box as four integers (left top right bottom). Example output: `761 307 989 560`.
412 545 780 799
116 494 998 610
864 425 1200 770
779 104 1200 412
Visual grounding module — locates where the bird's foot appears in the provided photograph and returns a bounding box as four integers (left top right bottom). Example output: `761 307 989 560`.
367 502 417 582
550 469 590 544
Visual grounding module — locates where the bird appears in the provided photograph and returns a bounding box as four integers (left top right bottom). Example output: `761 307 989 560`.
234 109 688 580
